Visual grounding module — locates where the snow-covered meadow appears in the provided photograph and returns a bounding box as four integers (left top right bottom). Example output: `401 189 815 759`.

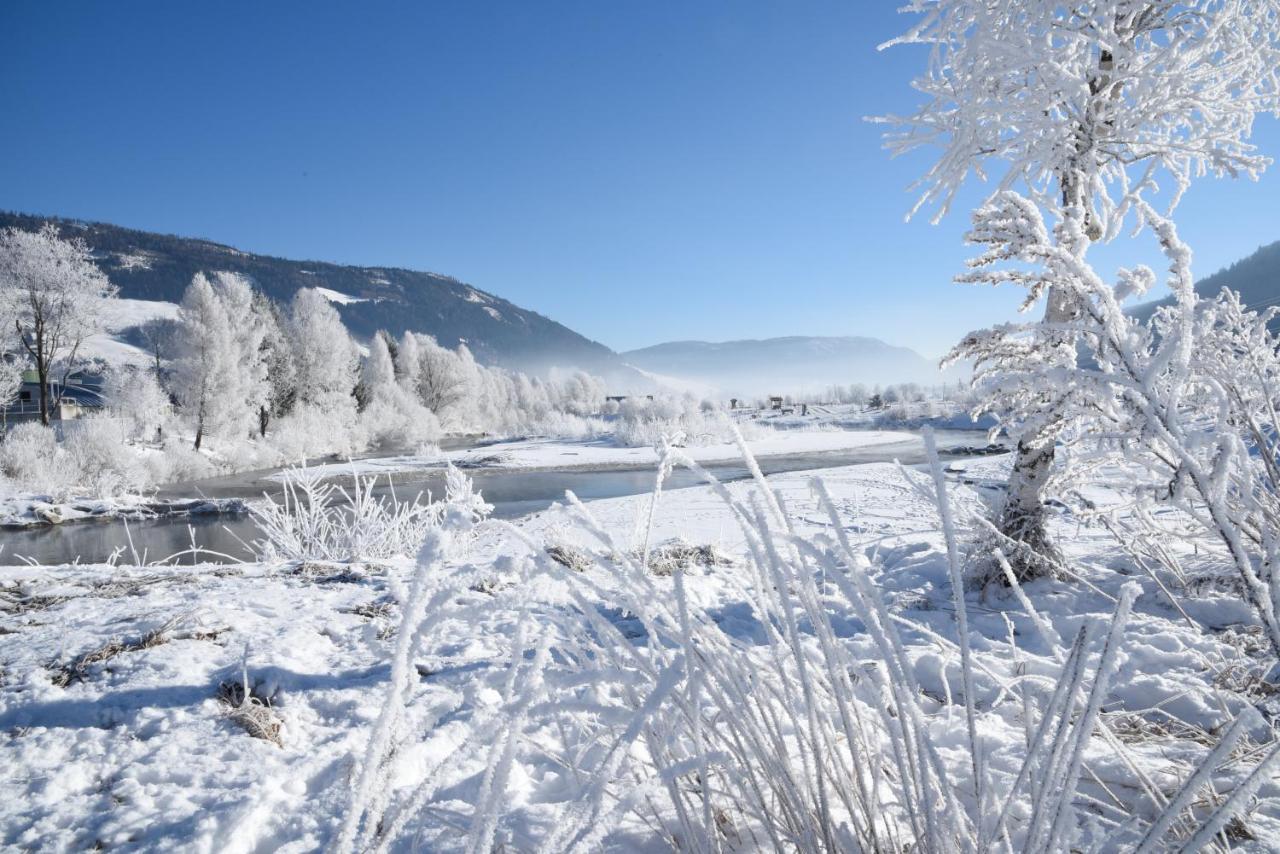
4 445 1279 850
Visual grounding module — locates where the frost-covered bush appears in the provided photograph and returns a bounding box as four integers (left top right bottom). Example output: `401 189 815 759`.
62 416 150 496
251 463 490 564
359 392 441 449
104 367 171 442
612 394 737 448
269 404 365 462
0 422 75 497
0 417 150 498
143 439 218 485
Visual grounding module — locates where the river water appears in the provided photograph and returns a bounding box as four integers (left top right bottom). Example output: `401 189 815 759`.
0 430 995 566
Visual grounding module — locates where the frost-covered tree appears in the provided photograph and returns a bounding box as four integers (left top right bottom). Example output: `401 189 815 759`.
209 272 270 434
0 224 118 425
411 334 469 424
137 316 180 387
252 291 296 438
362 332 397 394
173 273 239 450
359 332 440 445
0 356 25 429
395 330 421 392
104 365 171 442
960 191 1280 655
882 0 1280 572
288 288 358 417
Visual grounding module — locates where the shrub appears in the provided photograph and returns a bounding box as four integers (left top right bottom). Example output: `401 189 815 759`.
0 422 74 497
63 416 150 496
250 462 491 564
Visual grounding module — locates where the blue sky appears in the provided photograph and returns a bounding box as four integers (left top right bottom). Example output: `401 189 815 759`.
2 2 1276 357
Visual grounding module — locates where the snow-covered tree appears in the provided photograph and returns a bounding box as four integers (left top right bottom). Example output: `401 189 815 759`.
411 334 469 424
957 191 1280 656
359 332 440 446
0 224 118 425
209 271 270 434
288 288 358 417
362 331 397 394
104 365 171 442
252 291 296 438
883 0 1280 572
173 273 239 450
395 330 421 392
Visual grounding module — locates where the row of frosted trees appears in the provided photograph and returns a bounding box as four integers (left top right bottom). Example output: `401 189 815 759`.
0 223 607 470
148 273 607 457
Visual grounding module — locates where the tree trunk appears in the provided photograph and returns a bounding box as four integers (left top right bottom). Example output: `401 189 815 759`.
35 326 50 427
995 38 1121 580
194 419 204 451
37 364 49 426
997 182 1085 579
258 405 269 438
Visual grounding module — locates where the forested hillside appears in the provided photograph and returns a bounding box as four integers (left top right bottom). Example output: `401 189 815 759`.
0 211 643 385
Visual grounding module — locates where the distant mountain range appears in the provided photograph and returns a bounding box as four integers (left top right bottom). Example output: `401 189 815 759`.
623 239 1280 398
622 336 958 398
0 211 648 388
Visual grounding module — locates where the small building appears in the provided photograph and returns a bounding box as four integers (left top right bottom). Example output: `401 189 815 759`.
769 395 784 410
3 370 104 427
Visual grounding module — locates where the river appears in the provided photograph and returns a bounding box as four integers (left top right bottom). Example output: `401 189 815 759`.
0 430 997 566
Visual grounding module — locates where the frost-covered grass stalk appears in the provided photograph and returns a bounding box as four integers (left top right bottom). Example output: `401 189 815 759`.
343 440 1278 852
250 463 460 564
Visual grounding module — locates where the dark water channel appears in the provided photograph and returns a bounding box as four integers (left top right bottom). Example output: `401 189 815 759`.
0 431 996 566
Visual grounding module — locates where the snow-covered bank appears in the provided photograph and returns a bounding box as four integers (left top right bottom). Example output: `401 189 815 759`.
0 494 246 529
4 454 1277 849
275 428 922 482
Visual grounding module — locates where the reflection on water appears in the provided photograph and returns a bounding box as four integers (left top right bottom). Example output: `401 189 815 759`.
0 431 992 566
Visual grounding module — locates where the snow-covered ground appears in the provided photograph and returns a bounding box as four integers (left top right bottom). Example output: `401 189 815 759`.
78 298 179 369
3 453 1276 849
0 494 244 529
276 428 922 482
313 287 369 306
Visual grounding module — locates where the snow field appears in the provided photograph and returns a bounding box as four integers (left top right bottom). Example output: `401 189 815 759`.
2 454 1278 850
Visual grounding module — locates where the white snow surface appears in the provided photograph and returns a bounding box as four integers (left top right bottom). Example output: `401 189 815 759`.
3 454 1278 849
272 428 920 482
313 287 368 306
74 298 180 368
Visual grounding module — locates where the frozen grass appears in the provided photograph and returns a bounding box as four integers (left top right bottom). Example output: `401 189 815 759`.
249 463 490 564
334 434 1280 852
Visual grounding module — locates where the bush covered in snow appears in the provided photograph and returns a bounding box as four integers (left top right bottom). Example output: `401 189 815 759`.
0 422 75 497
251 462 491 564
610 394 745 448
0 417 150 499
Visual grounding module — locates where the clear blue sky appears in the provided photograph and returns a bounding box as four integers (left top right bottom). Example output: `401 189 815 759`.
2 2 1277 357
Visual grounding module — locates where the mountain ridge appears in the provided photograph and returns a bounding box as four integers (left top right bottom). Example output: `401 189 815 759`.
0 210 648 388
1130 239 1280 326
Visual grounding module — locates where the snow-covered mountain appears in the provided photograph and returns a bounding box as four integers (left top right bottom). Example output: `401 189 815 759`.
1130 239 1280 328
0 211 650 388
622 336 957 398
